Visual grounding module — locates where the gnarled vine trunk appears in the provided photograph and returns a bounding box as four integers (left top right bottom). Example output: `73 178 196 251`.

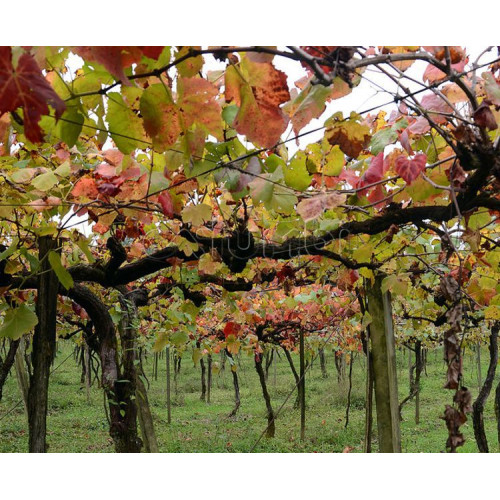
264 350 273 381
198 341 207 401
226 350 240 417
255 353 275 438
118 289 155 452
496 382 500 447
0 339 20 402
319 348 328 378
344 354 354 429
472 322 498 453
335 353 346 383
136 365 159 453
68 285 142 453
399 341 423 424
14 338 30 418
283 347 300 408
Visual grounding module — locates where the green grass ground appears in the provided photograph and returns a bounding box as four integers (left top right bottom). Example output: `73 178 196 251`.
0 344 498 452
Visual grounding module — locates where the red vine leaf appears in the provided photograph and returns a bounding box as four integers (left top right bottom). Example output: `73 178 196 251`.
158 192 174 218
473 103 498 130
71 177 99 200
424 46 466 64
357 152 385 191
394 153 427 184
0 47 65 143
178 77 222 139
74 47 163 85
420 94 453 124
224 321 241 339
225 58 290 148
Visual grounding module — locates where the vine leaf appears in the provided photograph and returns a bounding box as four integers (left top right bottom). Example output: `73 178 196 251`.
176 46 203 77
170 330 189 347
158 192 174 218
32 171 58 192
71 177 99 200
296 192 346 221
284 152 312 191
323 145 345 176
225 58 290 148
420 94 453 124
284 82 332 137
181 203 212 226
140 84 181 152
248 167 297 214
370 127 398 155
325 113 371 159
224 322 241 338
177 77 223 139
357 152 385 191
74 47 163 85
482 72 500 107
394 153 427 184
473 103 498 130
107 91 145 154
381 274 409 296
0 47 65 143
0 304 38 340
48 251 74 290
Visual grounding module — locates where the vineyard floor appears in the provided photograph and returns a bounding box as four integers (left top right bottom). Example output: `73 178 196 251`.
0 344 498 453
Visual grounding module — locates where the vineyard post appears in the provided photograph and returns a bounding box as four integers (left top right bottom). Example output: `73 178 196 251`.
366 273 401 453
27 236 59 453
166 346 171 424
299 328 305 441
84 342 91 405
207 353 212 404
364 352 374 453
415 341 422 425
273 349 277 387
198 340 207 401
477 342 482 390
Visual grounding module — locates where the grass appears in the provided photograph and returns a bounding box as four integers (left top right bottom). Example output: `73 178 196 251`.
0 343 498 453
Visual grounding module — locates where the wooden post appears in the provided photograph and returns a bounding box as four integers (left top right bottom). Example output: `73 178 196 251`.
299 328 306 441
364 353 374 453
477 342 482 390
273 349 277 387
28 236 59 453
207 354 212 404
84 342 91 405
366 273 401 453
199 356 207 401
408 347 413 391
166 347 171 424
153 352 159 381
415 341 422 425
